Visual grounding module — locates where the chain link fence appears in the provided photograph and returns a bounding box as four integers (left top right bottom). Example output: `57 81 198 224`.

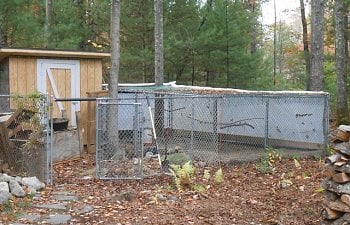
96 92 329 179
0 94 53 184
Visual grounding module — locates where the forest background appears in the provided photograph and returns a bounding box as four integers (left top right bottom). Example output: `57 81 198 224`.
0 0 348 122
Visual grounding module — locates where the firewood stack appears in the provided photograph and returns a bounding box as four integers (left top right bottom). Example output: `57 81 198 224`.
321 125 350 224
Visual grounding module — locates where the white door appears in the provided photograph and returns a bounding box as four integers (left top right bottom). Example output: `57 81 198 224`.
37 59 80 127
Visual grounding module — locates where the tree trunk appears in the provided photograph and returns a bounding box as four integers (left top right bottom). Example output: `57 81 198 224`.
154 0 164 86
309 0 325 91
108 0 121 159
300 0 310 90
44 0 52 48
335 0 349 124
110 0 120 98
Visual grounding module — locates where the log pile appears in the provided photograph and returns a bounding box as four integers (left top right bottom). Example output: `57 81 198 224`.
322 125 350 224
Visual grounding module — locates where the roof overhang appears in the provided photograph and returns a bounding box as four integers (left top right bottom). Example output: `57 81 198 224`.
0 48 110 61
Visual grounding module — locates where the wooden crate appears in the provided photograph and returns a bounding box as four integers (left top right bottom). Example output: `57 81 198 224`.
86 90 108 153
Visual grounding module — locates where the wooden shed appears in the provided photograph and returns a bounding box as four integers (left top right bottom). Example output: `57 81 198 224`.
0 48 110 149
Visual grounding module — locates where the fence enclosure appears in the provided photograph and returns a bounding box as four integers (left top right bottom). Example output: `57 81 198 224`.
96 91 329 179
0 94 53 184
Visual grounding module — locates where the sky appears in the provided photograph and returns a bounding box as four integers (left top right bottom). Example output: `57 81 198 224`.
261 0 310 25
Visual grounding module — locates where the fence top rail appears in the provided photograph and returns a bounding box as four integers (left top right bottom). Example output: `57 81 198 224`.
97 92 330 102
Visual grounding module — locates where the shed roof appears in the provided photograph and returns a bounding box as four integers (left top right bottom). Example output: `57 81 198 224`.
0 48 110 61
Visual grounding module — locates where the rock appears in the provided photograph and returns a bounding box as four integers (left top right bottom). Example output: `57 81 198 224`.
27 186 37 195
156 193 167 201
44 214 71 225
22 177 45 191
76 205 94 214
36 203 67 210
54 195 79 201
0 190 12 204
0 173 11 182
0 181 9 192
167 195 177 201
19 214 41 223
9 180 26 197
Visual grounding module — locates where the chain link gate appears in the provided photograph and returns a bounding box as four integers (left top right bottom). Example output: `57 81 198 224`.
96 98 144 179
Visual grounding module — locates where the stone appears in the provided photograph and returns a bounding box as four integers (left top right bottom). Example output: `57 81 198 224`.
44 214 71 225
19 214 41 223
0 173 11 182
27 186 37 195
54 195 78 201
9 180 26 197
36 203 67 210
0 190 12 204
167 195 178 201
0 181 9 192
156 193 167 201
22 177 45 191
76 205 94 214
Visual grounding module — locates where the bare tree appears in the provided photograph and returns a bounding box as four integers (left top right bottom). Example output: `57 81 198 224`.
300 0 310 89
335 0 349 124
154 0 164 86
44 0 53 48
309 0 325 91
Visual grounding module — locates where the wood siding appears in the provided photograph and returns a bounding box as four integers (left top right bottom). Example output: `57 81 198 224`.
80 59 103 146
9 56 37 95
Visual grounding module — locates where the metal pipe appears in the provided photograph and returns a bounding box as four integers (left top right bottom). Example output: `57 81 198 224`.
54 97 98 102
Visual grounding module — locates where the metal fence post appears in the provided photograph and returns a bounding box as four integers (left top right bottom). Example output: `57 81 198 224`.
264 96 269 149
323 94 330 154
190 99 195 161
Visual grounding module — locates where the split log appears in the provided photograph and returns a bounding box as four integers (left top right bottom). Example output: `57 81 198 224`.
334 161 347 167
333 173 350 184
334 164 350 174
341 194 350 207
321 207 344 220
327 213 350 225
335 130 350 142
325 164 337 180
326 154 342 164
327 199 350 213
333 143 350 157
325 190 340 201
339 125 350 132
322 180 350 195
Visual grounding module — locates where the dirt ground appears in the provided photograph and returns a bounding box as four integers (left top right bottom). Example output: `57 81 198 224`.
1 152 326 225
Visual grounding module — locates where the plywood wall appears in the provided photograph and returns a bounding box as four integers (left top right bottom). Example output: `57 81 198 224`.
9 56 36 95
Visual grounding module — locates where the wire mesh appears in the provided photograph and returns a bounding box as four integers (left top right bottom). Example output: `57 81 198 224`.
96 92 329 179
96 98 144 179
0 94 53 184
